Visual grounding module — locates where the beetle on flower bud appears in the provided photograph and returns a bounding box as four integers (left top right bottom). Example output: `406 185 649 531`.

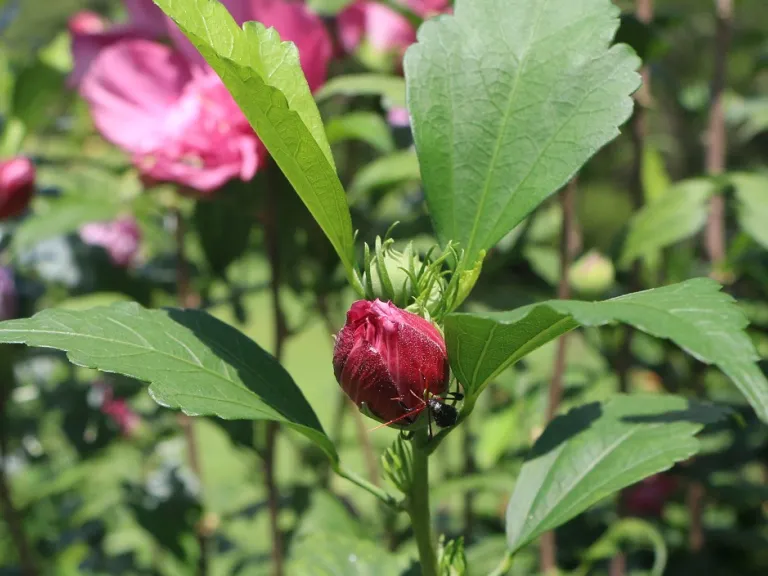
333 299 460 434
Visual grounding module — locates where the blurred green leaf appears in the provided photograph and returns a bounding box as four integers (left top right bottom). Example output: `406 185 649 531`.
621 178 715 267
506 395 728 553
154 0 356 277
405 0 640 263
576 518 668 576
289 533 410 575
642 144 672 204
349 150 420 197
446 278 768 423
326 112 396 154
307 0 355 16
0 302 338 462
11 58 65 132
730 173 768 251
315 74 407 108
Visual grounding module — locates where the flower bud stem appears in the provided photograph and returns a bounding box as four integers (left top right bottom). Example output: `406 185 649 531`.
406 431 439 576
335 465 402 509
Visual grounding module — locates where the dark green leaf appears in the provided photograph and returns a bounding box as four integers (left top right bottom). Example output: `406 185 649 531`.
0 303 337 462
405 0 640 263
446 278 768 423
506 395 728 552
153 0 356 277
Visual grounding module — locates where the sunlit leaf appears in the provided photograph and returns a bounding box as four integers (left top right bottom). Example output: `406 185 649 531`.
446 278 768 423
506 395 728 552
0 303 337 462
405 0 640 263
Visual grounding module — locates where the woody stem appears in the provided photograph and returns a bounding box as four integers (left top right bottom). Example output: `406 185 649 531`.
407 431 439 576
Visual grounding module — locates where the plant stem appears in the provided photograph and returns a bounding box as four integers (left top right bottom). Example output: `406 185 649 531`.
264 170 288 576
462 420 475 544
335 466 402 508
540 179 578 574
0 382 38 576
172 206 209 576
488 549 514 576
704 0 732 268
407 434 439 576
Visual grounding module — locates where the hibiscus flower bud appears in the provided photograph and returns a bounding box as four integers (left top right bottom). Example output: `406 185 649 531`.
333 299 449 426
568 250 615 296
624 473 678 517
0 157 35 220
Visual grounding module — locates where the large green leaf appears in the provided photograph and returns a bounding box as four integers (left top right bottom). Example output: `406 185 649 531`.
153 0 356 275
506 395 727 553
0 303 337 462
730 172 768 251
621 178 715 267
405 0 640 263
445 278 768 423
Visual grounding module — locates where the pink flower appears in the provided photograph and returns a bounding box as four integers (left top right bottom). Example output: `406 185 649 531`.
624 473 678 517
74 0 331 193
333 299 449 425
95 383 141 436
0 156 35 220
79 216 142 267
338 0 450 67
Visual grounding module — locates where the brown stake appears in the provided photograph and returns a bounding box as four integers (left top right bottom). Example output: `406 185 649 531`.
540 178 579 574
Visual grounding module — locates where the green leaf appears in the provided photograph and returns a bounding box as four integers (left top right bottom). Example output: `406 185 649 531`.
506 395 727 553
289 533 409 575
0 303 337 462
153 0 356 276
405 0 640 263
306 0 355 16
349 150 421 198
315 74 407 108
621 178 715 267
730 173 768 251
325 112 395 154
12 197 124 252
445 278 768 423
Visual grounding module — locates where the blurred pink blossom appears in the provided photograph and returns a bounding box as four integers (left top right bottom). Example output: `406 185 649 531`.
0 266 18 321
72 0 331 194
624 473 678 517
387 106 411 127
79 216 142 267
95 383 141 437
338 0 450 66
0 156 35 220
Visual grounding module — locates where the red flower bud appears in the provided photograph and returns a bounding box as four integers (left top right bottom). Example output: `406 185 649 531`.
0 157 35 220
333 299 449 425
624 473 678 517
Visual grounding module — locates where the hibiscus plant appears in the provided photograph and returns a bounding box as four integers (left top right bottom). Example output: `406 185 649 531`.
1 0 767 575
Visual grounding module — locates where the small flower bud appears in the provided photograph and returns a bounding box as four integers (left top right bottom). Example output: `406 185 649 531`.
0 157 35 220
624 473 677 517
568 250 615 296
333 299 449 425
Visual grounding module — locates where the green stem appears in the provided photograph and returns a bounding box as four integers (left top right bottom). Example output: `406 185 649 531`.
407 432 439 576
488 550 514 576
335 466 402 509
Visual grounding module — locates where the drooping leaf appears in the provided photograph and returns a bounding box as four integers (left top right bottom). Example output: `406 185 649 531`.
153 0 356 276
445 278 768 423
730 172 768 251
506 395 728 553
0 303 337 462
621 178 715 267
315 74 407 108
405 0 640 263
325 112 395 154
